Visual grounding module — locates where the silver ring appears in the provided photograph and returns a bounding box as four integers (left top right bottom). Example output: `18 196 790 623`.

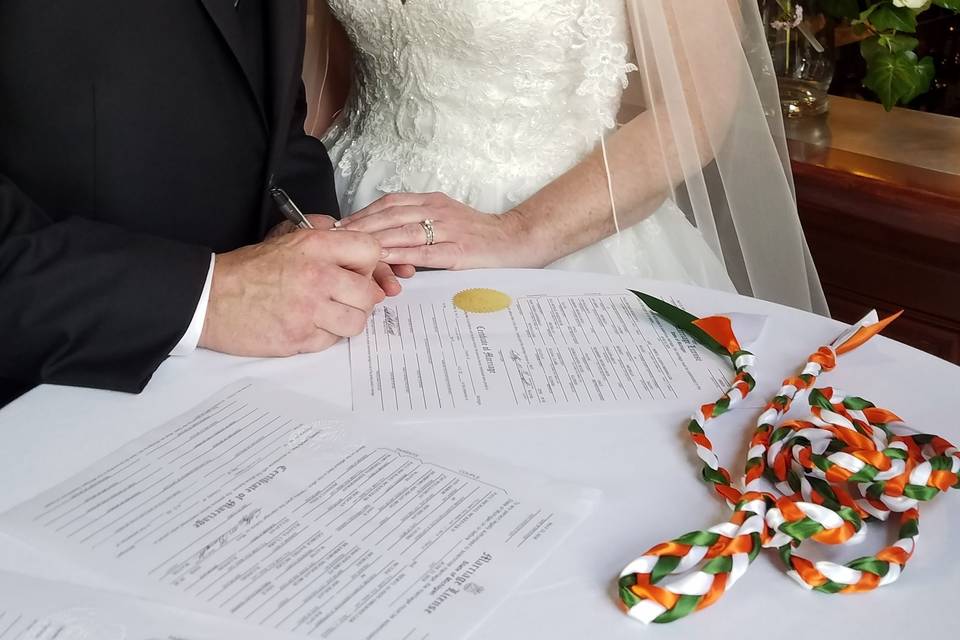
420 219 436 246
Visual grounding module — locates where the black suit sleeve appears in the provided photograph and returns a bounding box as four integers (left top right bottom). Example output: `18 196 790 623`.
0 174 212 393
273 81 342 223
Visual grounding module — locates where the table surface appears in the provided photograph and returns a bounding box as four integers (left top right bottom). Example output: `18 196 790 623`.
2 269 959 639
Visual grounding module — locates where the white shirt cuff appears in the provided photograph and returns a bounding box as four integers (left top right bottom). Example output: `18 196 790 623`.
170 254 215 357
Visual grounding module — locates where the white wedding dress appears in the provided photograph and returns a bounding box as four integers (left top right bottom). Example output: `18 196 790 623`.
322 0 736 292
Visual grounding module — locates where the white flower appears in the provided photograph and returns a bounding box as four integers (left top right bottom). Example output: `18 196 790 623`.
771 4 804 30
892 0 927 8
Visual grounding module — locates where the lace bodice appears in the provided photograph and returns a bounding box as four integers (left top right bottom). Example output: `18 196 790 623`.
324 0 636 207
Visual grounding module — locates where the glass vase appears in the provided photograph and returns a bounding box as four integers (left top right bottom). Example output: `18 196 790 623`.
761 0 836 118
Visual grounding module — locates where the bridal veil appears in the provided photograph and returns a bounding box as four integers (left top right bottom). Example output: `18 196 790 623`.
303 0 829 315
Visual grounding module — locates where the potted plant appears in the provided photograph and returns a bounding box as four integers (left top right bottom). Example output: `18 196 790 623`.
763 0 960 116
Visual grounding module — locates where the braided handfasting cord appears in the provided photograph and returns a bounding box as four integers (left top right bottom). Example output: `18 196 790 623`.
618 294 960 624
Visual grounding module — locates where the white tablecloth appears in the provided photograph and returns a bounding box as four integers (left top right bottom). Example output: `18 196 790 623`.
2 269 958 639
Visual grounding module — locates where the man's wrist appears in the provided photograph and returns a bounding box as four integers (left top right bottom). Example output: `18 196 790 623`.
170 253 215 356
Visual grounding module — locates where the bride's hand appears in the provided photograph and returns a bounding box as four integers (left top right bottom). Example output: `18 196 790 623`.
339 193 542 270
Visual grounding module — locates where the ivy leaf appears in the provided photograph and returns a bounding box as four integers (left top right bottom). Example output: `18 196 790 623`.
901 55 936 103
933 0 960 12
867 4 919 33
860 34 920 66
863 49 934 110
860 36 886 60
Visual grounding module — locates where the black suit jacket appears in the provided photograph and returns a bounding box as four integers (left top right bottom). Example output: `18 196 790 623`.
0 1 339 402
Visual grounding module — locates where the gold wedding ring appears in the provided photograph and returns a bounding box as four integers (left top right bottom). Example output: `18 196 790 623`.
420 219 436 246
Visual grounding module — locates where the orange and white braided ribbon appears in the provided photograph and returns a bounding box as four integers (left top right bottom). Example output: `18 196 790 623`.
619 308 959 624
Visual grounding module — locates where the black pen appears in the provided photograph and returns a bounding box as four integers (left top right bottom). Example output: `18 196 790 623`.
270 185 315 230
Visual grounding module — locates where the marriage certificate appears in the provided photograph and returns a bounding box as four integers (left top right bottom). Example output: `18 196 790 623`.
0 382 595 640
0 570 300 640
350 285 733 415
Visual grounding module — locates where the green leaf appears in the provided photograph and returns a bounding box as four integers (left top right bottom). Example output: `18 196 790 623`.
901 55 935 103
933 0 960 12
863 50 935 110
867 4 918 32
628 290 730 359
886 34 920 54
860 37 884 61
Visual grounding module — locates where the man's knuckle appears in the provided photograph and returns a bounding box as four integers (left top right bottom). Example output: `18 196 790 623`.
297 231 328 254
302 263 329 286
280 315 310 345
347 311 368 336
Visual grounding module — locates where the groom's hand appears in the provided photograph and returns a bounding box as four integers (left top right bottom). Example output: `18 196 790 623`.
198 229 385 356
266 214 412 297
263 214 337 240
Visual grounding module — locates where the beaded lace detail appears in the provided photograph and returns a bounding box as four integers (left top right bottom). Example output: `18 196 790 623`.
323 0 637 206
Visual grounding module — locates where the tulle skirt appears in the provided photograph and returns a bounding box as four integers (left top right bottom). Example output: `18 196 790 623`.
330 157 737 294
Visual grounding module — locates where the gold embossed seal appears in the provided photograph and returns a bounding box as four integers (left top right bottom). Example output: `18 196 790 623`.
452 288 512 313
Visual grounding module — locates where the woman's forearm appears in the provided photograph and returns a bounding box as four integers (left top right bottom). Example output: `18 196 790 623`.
507 0 744 267
506 111 673 267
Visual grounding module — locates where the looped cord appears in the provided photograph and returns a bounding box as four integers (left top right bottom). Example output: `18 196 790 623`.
619 339 958 624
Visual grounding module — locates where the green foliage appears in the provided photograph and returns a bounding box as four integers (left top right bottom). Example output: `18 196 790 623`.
933 0 960 11
806 0 957 110
863 48 935 110
867 4 917 32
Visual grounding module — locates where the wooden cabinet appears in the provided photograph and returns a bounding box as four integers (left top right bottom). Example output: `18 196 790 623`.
788 98 960 363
